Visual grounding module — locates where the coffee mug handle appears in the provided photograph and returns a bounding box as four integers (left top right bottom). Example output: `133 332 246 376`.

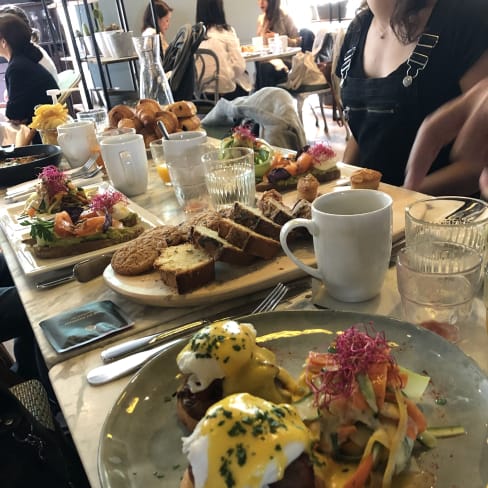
280 218 322 281
119 150 136 180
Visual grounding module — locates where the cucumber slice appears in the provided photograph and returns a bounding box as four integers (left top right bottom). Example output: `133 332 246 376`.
425 426 466 438
293 393 319 421
356 373 378 413
399 366 430 400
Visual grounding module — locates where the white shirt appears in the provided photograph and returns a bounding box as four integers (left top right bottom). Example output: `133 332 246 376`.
37 44 59 84
197 26 251 94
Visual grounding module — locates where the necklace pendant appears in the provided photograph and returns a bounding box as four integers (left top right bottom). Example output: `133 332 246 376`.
403 75 413 87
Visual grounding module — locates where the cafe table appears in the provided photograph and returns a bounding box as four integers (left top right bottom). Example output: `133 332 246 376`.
242 46 301 64
1 163 487 487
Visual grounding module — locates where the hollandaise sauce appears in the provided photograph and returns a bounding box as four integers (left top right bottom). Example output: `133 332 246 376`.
182 393 312 488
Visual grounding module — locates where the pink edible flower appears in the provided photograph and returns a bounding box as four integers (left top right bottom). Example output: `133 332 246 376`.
307 142 336 162
232 125 256 142
39 165 69 198
307 325 399 407
89 188 127 214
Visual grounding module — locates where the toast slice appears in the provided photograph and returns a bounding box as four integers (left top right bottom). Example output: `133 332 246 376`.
218 218 281 260
224 202 282 241
191 226 255 266
154 243 215 294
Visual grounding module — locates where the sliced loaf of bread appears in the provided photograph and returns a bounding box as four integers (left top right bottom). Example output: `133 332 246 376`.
218 218 281 260
191 226 255 266
225 202 282 241
154 243 215 294
257 197 295 226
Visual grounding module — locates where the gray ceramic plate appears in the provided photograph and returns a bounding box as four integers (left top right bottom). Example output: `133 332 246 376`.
98 310 488 487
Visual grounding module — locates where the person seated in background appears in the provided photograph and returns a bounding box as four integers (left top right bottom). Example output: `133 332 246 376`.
0 4 58 83
336 0 487 196
0 13 58 127
141 0 173 55
195 0 251 100
404 78 488 197
255 0 300 89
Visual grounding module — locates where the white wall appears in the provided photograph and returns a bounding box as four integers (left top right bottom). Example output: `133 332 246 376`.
101 0 260 44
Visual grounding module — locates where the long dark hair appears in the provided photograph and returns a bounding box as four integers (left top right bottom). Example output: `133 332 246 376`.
196 0 230 31
0 13 41 62
264 0 282 29
141 1 173 31
0 4 40 43
358 0 429 43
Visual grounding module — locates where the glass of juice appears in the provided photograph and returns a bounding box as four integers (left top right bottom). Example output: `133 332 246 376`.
150 139 172 186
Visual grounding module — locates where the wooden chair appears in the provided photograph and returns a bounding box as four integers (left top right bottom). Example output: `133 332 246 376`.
57 69 81 106
194 48 221 106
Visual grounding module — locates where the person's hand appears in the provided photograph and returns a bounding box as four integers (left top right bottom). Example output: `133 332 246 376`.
404 78 488 195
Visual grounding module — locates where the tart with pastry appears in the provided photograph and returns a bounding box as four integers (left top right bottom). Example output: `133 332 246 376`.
257 142 340 192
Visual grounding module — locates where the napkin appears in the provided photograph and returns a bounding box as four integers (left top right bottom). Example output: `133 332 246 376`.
40 300 134 353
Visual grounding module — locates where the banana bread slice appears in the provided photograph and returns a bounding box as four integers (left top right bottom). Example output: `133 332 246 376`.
191 226 255 265
154 243 215 294
218 218 281 260
225 202 282 241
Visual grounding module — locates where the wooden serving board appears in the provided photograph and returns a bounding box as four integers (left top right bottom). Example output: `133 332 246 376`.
103 164 427 307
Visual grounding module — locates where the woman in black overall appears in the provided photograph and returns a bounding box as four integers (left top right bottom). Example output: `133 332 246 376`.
336 0 487 196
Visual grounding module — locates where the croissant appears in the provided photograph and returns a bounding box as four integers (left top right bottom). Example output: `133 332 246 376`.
179 115 201 131
108 104 135 128
117 118 137 130
155 110 178 136
135 98 162 114
167 101 197 118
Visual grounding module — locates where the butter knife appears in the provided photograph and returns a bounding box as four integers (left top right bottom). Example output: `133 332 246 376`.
36 253 113 289
87 338 183 386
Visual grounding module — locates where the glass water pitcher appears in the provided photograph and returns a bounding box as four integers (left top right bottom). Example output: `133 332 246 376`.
132 35 174 106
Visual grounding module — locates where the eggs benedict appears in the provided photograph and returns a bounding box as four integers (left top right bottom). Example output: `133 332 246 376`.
176 320 301 431
180 393 322 488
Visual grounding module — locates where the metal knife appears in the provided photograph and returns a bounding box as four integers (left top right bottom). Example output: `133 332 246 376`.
36 254 113 289
100 280 310 363
87 339 182 386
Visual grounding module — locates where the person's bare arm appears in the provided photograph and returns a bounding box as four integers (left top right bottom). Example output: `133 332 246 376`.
404 54 488 194
342 133 360 165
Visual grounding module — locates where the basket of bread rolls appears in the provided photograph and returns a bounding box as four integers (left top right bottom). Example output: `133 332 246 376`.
107 99 203 147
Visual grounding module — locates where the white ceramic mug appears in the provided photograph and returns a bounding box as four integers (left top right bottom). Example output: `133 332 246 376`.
280 190 393 302
99 133 148 197
162 130 207 162
57 121 98 168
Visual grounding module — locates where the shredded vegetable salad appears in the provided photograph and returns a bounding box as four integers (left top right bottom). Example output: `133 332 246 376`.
301 326 429 487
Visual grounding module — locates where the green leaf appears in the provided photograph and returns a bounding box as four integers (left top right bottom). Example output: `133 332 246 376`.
21 218 55 242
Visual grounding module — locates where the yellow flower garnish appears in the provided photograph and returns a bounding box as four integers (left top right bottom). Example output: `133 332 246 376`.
30 103 69 130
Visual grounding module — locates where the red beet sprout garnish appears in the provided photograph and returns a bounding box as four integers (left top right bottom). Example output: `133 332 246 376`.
307 325 398 408
89 189 127 214
307 142 335 161
232 125 256 142
39 165 69 198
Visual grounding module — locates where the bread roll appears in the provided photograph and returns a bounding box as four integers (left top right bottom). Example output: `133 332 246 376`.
155 110 178 135
108 104 135 128
350 168 382 189
167 100 197 118
178 115 201 132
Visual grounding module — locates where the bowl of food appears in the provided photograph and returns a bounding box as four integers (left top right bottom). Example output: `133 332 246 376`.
0 144 62 187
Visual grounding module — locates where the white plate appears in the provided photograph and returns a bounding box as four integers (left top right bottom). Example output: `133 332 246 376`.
0 184 163 277
98 310 488 487
103 245 314 307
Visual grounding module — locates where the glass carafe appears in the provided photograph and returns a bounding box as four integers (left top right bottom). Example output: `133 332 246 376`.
132 35 174 106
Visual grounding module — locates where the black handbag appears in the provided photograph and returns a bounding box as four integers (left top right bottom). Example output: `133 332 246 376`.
0 380 87 488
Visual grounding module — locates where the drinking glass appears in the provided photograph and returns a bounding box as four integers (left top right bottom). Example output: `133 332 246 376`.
149 139 171 186
77 107 108 134
166 145 210 215
396 241 483 326
405 196 488 265
202 147 255 211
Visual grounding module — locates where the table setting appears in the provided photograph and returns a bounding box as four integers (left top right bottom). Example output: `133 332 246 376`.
1 121 488 488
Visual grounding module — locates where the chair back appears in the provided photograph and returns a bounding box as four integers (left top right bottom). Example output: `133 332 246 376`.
57 69 81 105
194 48 220 105
163 23 206 101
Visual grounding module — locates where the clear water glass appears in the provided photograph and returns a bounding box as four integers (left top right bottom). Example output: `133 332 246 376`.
396 241 483 326
202 147 255 210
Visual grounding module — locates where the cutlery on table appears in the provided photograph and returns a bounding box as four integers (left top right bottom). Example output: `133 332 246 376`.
36 253 113 289
4 153 100 202
87 282 292 385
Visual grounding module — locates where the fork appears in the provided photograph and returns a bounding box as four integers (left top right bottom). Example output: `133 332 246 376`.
69 152 99 178
88 283 291 385
100 282 290 363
